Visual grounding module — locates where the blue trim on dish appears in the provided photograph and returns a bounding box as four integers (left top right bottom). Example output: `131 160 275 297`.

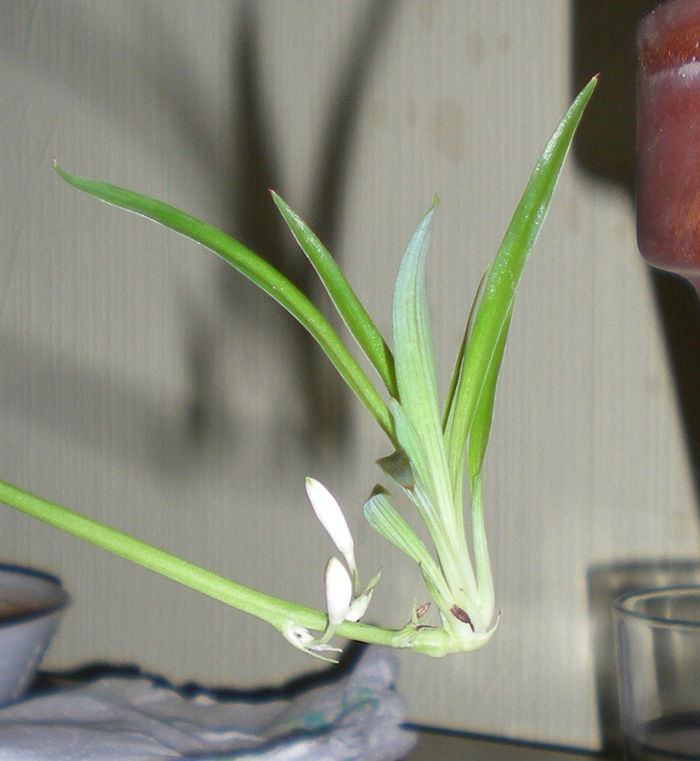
0 563 62 587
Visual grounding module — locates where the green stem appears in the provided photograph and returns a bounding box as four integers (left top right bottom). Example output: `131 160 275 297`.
0 479 458 655
0 479 307 627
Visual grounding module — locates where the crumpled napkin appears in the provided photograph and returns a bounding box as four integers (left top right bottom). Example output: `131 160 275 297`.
0 646 416 761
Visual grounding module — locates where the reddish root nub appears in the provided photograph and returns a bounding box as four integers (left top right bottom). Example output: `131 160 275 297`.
450 605 474 631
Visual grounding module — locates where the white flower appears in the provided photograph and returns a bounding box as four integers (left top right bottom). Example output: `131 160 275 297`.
305 477 358 586
346 568 380 622
279 479 381 659
324 556 352 630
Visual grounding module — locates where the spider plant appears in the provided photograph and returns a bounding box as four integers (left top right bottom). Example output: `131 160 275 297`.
0 76 596 659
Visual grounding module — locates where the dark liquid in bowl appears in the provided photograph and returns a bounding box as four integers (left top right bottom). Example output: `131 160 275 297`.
0 600 45 620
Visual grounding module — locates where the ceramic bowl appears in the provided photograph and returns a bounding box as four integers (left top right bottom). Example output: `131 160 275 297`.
0 564 70 705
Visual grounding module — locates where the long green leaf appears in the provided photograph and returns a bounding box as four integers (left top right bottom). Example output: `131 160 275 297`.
443 266 511 490
466 302 513 487
470 473 494 625
55 165 394 441
392 198 451 517
443 75 597 485
442 263 491 432
271 191 397 397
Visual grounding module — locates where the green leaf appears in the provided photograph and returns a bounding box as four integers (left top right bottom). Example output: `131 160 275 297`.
389 402 465 592
442 263 491 432
443 75 597 485
376 449 414 491
54 165 394 442
271 191 397 397
466 302 513 487
363 489 449 601
470 473 494 625
389 400 432 499
392 198 451 515
442 264 510 489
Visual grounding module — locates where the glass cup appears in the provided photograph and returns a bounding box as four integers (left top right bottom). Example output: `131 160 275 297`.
614 586 700 760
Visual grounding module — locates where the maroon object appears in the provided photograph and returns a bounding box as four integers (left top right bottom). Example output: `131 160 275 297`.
637 0 700 289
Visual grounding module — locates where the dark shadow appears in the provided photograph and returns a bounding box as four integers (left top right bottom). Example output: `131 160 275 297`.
1 3 396 466
572 0 700 508
572 3 700 753
0 329 222 474
223 0 396 451
33 640 368 701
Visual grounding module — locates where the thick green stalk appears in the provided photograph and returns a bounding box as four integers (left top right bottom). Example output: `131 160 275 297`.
0 479 464 656
0 479 316 631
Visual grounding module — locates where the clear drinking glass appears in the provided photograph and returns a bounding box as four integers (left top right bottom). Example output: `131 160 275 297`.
614 586 700 760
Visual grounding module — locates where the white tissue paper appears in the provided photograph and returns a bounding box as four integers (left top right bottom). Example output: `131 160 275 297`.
0 646 416 761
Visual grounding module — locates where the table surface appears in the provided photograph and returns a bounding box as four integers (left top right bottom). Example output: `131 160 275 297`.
406 730 614 760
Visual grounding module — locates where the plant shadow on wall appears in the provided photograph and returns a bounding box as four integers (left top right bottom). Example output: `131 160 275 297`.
208 0 397 453
0 1 395 472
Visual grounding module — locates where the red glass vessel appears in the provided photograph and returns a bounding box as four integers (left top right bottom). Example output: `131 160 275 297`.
637 0 700 293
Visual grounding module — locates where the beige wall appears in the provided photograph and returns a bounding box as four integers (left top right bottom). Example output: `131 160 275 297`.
0 1 697 749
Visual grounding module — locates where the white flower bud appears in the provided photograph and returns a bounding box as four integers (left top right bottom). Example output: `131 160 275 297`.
325 556 352 628
306 478 357 580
